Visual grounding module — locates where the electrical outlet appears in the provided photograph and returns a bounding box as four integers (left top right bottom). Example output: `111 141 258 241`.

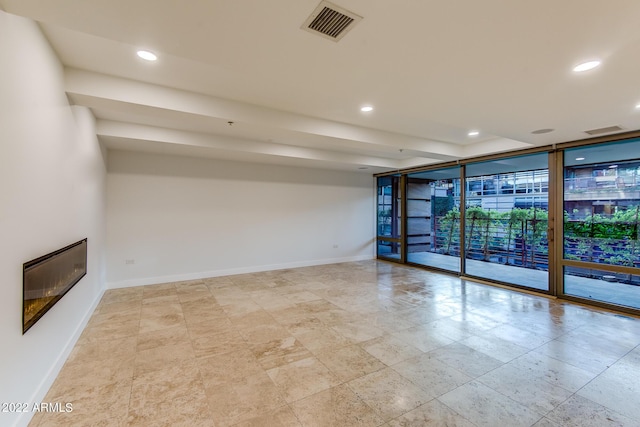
125 259 135 265
333 244 339 248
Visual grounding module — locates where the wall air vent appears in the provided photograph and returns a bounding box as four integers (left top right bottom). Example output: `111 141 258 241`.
302 1 362 42
584 125 625 136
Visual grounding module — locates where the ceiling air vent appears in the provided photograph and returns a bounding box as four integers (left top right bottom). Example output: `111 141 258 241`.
302 1 362 42
584 125 625 136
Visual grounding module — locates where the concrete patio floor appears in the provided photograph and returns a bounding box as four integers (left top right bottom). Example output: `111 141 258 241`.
399 252 640 310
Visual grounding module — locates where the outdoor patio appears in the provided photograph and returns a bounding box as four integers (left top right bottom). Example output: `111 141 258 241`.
400 251 640 309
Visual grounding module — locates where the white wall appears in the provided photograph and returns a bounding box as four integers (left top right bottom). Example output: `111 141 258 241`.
0 11 106 427
106 151 375 287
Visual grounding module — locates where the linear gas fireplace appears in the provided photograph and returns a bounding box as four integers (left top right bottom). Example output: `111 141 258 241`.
23 239 87 334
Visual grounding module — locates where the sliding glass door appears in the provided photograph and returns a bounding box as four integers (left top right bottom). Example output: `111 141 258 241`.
405 167 461 272
377 175 403 261
561 139 640 310
375 134 640 314
464 153 550 291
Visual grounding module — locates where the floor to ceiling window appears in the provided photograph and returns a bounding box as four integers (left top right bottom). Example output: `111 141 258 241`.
375 132 640 315
464 154 550 291
377 175 403 261
562 138 640 310
405 167 461 272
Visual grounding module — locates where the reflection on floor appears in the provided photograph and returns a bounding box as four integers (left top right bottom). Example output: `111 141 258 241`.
30 260 640 426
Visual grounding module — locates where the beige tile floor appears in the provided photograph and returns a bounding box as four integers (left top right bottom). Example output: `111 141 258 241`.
29 260 640 427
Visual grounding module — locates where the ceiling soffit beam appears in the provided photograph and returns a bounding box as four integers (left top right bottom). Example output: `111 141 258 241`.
96 120 410 169
462 137 534 159
65 68 463 161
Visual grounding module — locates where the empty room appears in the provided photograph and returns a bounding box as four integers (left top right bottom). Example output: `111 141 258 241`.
1 1 640 426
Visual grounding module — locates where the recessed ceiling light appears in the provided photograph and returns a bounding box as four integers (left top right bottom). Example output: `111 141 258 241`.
575 157 585 161
468 131 479 137
635 104 640 109
573 60 600 72
360 106 374 112
137 50 157 61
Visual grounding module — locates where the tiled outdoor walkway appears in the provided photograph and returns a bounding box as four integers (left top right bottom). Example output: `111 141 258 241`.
30 260 640 426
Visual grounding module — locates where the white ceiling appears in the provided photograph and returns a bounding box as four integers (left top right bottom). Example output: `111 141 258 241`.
3 0 640 173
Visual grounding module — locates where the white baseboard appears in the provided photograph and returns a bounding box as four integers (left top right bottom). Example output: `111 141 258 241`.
106 255 374 289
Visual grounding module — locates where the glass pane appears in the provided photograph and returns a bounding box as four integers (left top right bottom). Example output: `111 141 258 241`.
564 140 640 268
564 266 640 309
377 176 401 239
465 153 549 291
406 167 461 272
377 240 401 260
563 138 640 307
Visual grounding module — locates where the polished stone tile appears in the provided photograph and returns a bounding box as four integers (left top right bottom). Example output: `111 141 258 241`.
286 290 322 303
80 319 140 342
96 297 142 315
555 325 639 359
448 311 504 333
197 348 265 388
361 334 424 366
187 317 235 338
387 399 477 427
294 325 353 352
477 363 572 414
175 283 212 303
359 312 417 333
53 355 135 391
531 418 562 427
330 320 386 343
43 379 132 423
507 351 596 393
479 323 552 350
137 324 191 351
347 367 431 421
139 302 185 334
100 287 143 305
190 327 247 359
284 316 325 335
206 371 287 426
269 305 319 326
31 261 640 427
266 356 340 403
460 334 529 363
291 383 385 426
533 339 619 375
439 381 544 427
577 358 640 422
127 393 214 427
181 299 226 325
232 405 301 427
134 342 196 376
545 394 639 427
391 353 472 398
314 308 363 326
142 293 181 307
222 299 266 317
418 318 475 341
315 344 386 382
66 335 137 364
252 336 313 370
129 360 204 412
392 325 454 353
428 342 503 378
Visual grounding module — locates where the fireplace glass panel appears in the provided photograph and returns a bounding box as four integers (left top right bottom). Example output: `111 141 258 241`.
23 239 87 333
